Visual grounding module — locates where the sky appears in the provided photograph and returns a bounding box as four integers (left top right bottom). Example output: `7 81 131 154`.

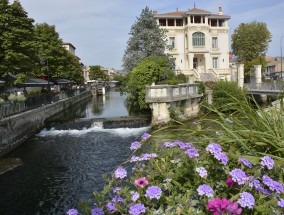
19 0 284 70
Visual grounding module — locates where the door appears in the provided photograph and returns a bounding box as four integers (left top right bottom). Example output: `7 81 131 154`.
193 58 198 70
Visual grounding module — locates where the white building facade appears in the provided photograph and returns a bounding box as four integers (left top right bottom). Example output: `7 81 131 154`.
154 6 231 82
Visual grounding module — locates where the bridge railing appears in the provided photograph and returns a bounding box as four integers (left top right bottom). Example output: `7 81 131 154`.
244 82 284 92
145 83 202 103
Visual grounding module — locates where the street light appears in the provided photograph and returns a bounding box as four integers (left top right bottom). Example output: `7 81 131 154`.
281 36 284 79
40 58 50 91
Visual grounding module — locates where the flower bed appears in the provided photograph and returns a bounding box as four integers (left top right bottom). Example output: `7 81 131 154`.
67 132 284 215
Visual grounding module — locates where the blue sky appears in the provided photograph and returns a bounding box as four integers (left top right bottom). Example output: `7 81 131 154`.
19 0 284 69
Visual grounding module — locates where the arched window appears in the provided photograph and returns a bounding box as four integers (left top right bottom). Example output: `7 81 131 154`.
192 32 205 46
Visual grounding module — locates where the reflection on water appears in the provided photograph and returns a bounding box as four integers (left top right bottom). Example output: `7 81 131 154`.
0 90 149 215
84 90 129 119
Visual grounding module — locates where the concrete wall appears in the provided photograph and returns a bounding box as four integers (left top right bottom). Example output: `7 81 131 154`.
0 91 92 157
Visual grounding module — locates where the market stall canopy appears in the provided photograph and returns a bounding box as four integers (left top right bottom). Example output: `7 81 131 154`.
0 80 5 86
18 78 54 87
54 79 72 85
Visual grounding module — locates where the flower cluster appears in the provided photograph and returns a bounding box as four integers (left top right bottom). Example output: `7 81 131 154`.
197 184 214 198
207 198 242 215
114 167 127 179
237 158 253 168
129 203 146 215
206 143 228 165
260 156 274 169
130 141 141 150
196 167 208 178
66 209 78 215
145 186 162 200
237 192 255 209
229 168 249 185
130 153 157 162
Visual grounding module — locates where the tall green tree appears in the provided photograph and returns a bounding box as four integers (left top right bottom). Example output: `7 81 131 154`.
0 0 9 77
231 21 271 76
1 0 37 85
122 6 167 72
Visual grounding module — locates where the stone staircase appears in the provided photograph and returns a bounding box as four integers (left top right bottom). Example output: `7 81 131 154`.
199 73 217 82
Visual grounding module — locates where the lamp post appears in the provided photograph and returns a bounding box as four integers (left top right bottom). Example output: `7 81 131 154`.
281 36 284 79
40 58 50 91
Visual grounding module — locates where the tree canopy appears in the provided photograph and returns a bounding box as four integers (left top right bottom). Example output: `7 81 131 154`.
89 65 108 80
231 21 271 75
122 6 167 72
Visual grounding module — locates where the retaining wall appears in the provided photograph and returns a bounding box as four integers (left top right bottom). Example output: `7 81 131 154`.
0 91 92 157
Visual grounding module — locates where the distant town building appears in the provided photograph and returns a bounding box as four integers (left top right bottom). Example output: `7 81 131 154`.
154 5 231 82
265 56 284 79
62 42 76 56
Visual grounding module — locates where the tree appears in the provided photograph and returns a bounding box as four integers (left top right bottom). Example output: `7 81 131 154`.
122 6 167 72
0 0 37 85
231 21 271 76
89 65 108 80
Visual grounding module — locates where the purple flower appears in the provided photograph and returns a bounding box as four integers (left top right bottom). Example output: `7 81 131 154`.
66 209 78 215
164 141 176 148
237 192 255 209
129 203 146 215
130 141 141 150
229 168 249 185
197 184 214 198
185 147 199 158
196 167 207 178
114 167 127 179
192 121 201 125
225 118 233 123
91 207 104 215
278 198 284 208
262 175 284 194
130 155 140 163
106 202 117 212
113 187 121 193
130 191 140 202
238 158 252 168
249 178 270 195
260 156 274 169
206 143 222 155
179 142 193 150
141 133 151 140
214 152 229 165
145 186 162 200
112 196 123 203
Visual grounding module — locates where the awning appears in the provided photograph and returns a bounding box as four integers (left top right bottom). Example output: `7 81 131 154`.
54 79 72 85
0 80 5 86
18 78 54 87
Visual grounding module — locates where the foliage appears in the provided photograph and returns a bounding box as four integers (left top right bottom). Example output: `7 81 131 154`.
0 0 37 86
89 65 108 80
231 21 271 76
75 134 284 215
122 6 167 72
207 81 247 113
34 23 84 84
7 94 26 102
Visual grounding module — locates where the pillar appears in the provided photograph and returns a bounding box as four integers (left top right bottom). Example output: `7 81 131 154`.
238 64 244 89
254 65 262 84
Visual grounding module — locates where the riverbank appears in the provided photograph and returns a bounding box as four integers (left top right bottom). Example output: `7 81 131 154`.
0 91 92 157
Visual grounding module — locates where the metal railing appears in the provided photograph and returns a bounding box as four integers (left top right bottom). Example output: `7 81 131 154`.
145 83 202 103
0 87 87 118
244 82 284 94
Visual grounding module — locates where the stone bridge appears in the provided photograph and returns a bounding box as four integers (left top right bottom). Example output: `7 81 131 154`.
145 83 203 125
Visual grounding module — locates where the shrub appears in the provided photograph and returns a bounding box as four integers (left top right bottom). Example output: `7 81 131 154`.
8 94 17 102
211 81 247 113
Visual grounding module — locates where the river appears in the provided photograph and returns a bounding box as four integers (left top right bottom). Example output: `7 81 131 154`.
0 90 149 215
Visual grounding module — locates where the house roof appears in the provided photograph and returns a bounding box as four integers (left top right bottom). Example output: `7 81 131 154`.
154 7 230 19
54 79 72 85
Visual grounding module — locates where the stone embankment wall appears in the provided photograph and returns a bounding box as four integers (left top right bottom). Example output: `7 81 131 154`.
0 91 92 157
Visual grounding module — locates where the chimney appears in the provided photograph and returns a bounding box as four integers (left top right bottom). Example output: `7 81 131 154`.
218 6 223 15
176 8 178 12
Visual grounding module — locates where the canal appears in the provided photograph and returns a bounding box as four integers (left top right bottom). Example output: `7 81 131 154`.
0 90 150 215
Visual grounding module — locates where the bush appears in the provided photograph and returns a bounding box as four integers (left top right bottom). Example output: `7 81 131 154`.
211 81 247 113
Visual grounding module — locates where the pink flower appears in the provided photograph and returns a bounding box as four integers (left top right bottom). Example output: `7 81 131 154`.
226 177 238 188
226 201 242 215
134 177 149 188
207 198 228 215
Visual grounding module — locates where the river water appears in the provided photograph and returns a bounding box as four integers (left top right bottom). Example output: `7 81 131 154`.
0 90 149 215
